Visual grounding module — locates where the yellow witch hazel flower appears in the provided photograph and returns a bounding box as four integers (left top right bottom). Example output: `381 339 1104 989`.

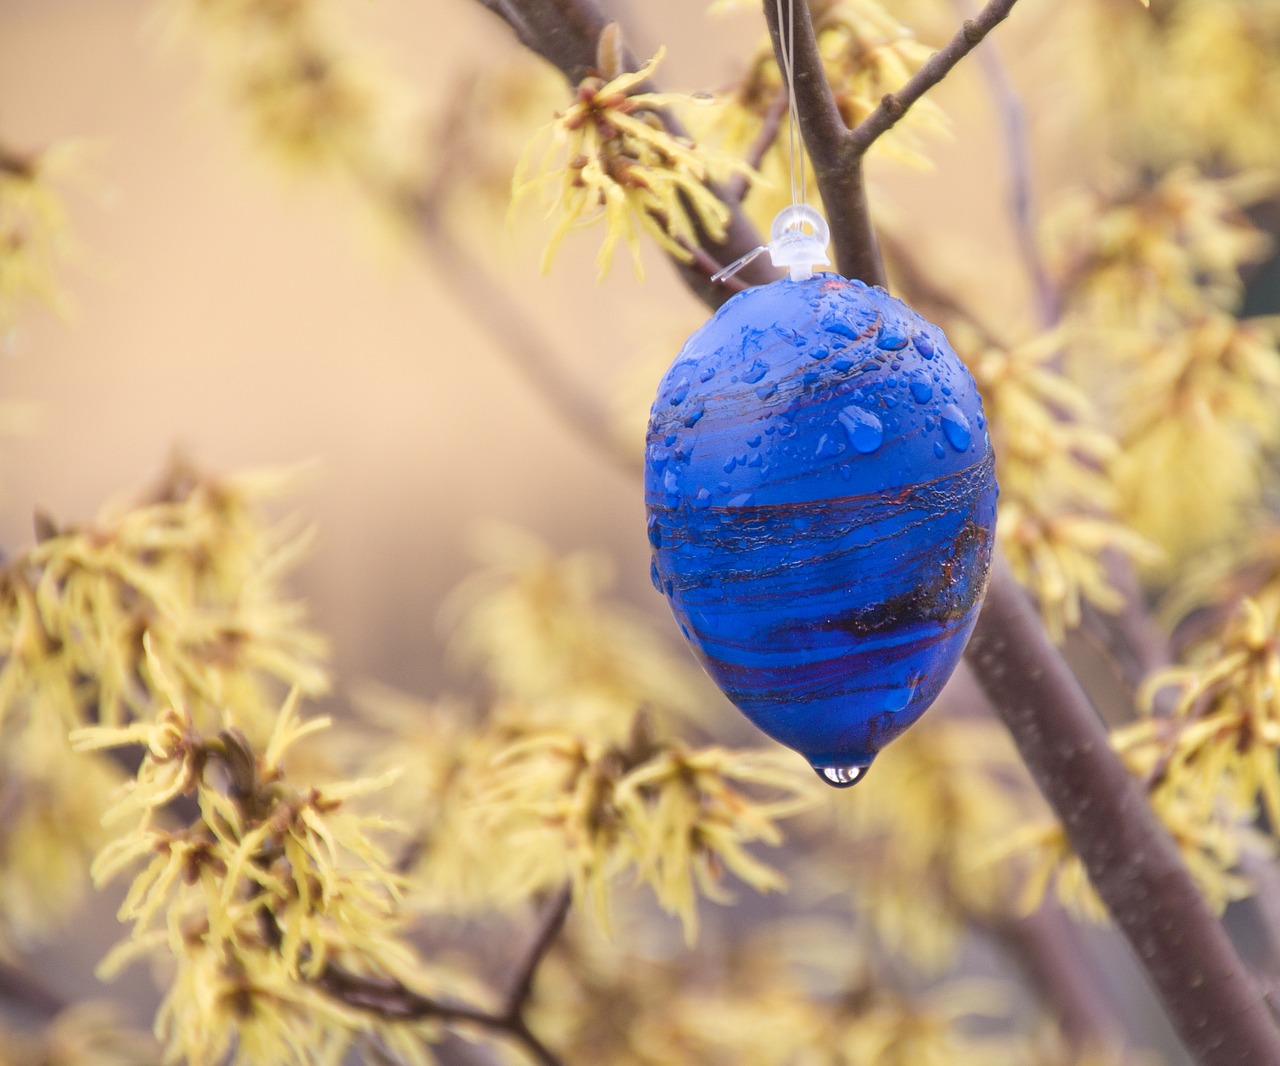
1114 313 1280 564
72 650 442 1066
470 715 816 942
0 1004 161 1066
1124 597 1280 832
708 0 946 229
513 43 752 278
819 713 1040 971
1048 166 1274 328
958 325 1158 640
162 0 413 184
0 140 83 337
446 525 709 736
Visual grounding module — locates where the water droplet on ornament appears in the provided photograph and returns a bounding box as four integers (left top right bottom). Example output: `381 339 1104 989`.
940 404 972 451
910 380 933 404
741 359 769 384
684 407 705 427
748 453 763 467
915 332 935 359
815 765 864 788
815 433 844 459
699 366 716 382
934 441 946 459
694 487 712 508
669 379 690 405
747 434 762 447
838 406 884 454
756 383 777 400
724 457 738 473
877 325 908 351
650 558 662 590
647 514 662 547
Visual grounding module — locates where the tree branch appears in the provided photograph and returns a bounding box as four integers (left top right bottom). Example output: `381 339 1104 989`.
956 0 1057 328
318 886 573 1066
473 0 775 304
968 559 1280 1066
762 0 884 286
724 88 789 205
0 959 65 1020
846 0 1020 159
502 885 572 1018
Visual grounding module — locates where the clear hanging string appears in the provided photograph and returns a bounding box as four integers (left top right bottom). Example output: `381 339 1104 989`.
713 0 829 284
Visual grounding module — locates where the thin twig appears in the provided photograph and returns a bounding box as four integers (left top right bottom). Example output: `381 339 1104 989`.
846 0 1020 158
503 885 572 1017
0 959 65 1019
724 88 789 205
762 0 884 286
414 198 641 480
318 888 573 1066
401 83 640 480
955 0 1057 328
982 907 1126 1050
968 559 1280 1066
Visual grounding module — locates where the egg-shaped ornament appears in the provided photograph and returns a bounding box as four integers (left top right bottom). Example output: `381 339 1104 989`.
645 208 998 788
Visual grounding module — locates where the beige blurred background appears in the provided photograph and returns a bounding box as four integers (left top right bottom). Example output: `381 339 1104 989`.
0 0 1052 701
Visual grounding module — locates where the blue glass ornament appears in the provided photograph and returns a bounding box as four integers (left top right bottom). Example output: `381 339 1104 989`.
645 219 997 788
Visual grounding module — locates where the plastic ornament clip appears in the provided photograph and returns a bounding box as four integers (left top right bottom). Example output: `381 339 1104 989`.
712 205 831 285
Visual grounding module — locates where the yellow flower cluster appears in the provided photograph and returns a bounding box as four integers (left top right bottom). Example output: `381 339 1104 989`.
1088 0 1280 169
1048 167 1273 330
0 461 327 952
474 727 815 941
445 525 709 735
709 0 947 229
530 923 1053 1066
75 660 445 1066
961 325 1158 640
162 0 415 188
1113 313 1280 563
1048 166 1280 569
1011 596 1280 922
0 142 80 337
1125 597 1280 832
514 49 752 278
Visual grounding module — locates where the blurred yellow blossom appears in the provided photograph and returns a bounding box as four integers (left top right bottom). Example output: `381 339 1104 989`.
0 1004 161 1066
1086 0 1280 169
1047 167 1274 328
161 0 421 193
0 460 327 950
816 713 1040 970
957 325 1158 639
0 141 83 336
445 525 709 736
513 48 753 277
1113 313 1280 564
